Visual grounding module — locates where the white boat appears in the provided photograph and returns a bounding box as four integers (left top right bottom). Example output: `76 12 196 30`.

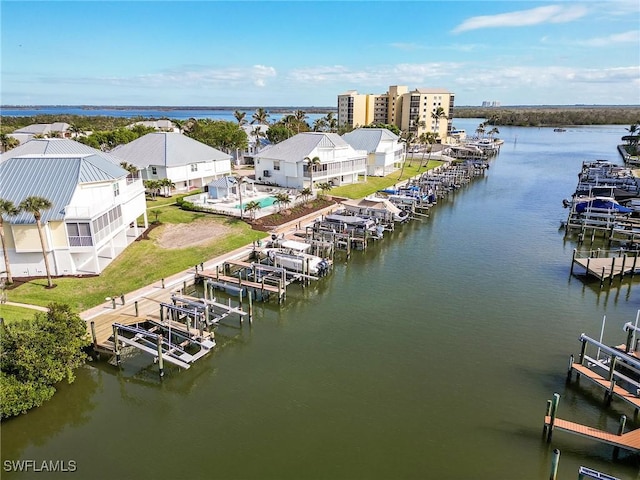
261 240 330 276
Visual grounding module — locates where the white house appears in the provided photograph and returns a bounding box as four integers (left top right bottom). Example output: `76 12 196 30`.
342 128 404 177
127 120 179 132
8 122 71 145
253 132 367 189
112 132 232 193
0 152 148 277
1 138 124 164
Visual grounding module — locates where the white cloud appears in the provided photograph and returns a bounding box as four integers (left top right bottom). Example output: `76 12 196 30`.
578 30 640 47
452 5 588 33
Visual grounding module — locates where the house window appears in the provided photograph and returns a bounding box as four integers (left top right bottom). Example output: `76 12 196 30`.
113 183 120 197
67 222 93 247
273 161 280 171
191 164 198 172
151 166 157 175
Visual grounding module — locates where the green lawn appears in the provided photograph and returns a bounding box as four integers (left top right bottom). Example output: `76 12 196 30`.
330 160 443 199
0 304 42 323
7 210 266 312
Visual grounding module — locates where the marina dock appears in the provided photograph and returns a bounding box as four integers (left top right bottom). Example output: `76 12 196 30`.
571 248 640 286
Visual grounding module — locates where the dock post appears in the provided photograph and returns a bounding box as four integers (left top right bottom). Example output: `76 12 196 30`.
198 312 204 339
625 327 634 353
161 278 165 289
570 249 576 275
546 393 560 443
248 290 253 325
578 338 587 365
632 254 638 278
606 356 618 405
183 280 187 293
621 254 627 279
613 415 627 459
549 449 560 480
134 300 139 317
120 293 125 305
90 321 97 347
543 399 552 438
600 267 606 288
112 324 121 366
160 305 164 323
566 354 574 382
610 257 615 285
111 297 116 309
156 334 164 378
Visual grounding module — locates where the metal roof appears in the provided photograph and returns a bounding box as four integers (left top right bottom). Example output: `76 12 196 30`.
342 128 398 153
0 154 128 224
254 132 351 163
0 138 124 165
111 132 231 168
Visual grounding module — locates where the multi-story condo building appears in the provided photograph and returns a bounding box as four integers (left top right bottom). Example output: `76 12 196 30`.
338 86 454 142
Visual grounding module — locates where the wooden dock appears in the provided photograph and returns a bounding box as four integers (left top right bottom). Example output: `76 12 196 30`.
544 414 640 453
571 248 639 286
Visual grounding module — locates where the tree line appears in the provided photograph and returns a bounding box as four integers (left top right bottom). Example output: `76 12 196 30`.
454 106 640 126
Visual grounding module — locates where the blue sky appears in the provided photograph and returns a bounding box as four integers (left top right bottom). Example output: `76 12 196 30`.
1 0 639 106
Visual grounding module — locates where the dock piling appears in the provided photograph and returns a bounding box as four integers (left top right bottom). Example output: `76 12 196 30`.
156 334 164 378
546 393 560 443
549 449 560 480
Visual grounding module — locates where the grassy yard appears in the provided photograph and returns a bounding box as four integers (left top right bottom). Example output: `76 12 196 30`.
330 160 443 199
7 207 266 312
0 304 42 323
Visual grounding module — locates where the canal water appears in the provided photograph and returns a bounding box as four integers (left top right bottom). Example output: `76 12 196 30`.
2 120 640 479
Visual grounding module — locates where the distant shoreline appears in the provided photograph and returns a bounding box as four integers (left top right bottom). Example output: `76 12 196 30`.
2 104 638 110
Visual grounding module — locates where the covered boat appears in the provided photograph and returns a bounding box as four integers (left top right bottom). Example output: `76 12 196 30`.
574 196 633 214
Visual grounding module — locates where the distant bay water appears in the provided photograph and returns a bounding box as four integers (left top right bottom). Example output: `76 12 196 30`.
0 105 334 122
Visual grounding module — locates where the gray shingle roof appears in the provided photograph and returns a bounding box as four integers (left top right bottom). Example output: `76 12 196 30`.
342 128 398 153
111 132 231 168
254 132 350 163
0 138 124 165
0 154 128 224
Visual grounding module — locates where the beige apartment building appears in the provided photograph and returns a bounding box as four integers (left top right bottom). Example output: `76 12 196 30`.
338 85 454 142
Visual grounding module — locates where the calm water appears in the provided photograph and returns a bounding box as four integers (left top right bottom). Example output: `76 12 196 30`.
2 120 640 480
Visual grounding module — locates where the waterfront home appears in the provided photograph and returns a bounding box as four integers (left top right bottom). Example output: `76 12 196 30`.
341 128 404 176
111 132 232 193
206 176 256 201
0 138 124 164
0 152 147 278
8 122 71 144
253 132 367 189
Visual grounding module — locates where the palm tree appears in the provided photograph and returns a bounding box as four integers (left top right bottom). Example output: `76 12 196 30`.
304 156 321 190
418 132 438 172
19 196 54 288
431 107 447 136
120 162 139 180
160 178 175 197
475 122 486 138
0 133 19 152
312 118 328 132
67 124 83 139
487 127 500 140
298 187 313 205
397 131 414 180
243 200 262 221
316 182 333 199
0 199 20 284
251 108 270 125
251 126 266 154
234 111 248 126
273 192 291 213
144 180 161 200
325 112 338 133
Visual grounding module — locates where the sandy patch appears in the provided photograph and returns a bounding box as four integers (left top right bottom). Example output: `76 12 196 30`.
155 219 232 249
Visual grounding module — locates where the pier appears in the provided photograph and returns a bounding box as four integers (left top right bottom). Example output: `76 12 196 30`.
571 248 639 287
544 327 640 456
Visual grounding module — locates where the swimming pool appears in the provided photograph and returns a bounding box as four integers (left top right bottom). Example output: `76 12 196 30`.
235 195 278 210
